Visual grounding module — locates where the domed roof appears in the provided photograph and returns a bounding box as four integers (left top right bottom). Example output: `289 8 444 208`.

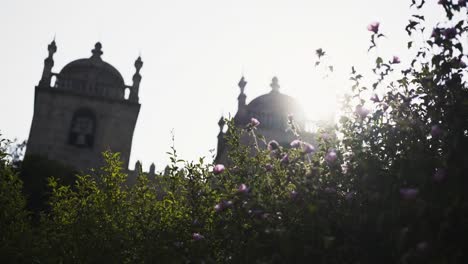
242 77 306 130
56 43 126 99
247 91 304 116
60 58 125 86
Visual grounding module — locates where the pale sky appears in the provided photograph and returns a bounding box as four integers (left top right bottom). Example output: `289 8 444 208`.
0 0 443 171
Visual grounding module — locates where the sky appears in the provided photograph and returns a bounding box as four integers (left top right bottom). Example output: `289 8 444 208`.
0 0 444 171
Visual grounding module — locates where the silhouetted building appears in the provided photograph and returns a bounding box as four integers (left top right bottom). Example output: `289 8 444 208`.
215 76 314 163
26 41 142 171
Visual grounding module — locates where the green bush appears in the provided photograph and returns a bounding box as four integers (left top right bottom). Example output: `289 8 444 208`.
1 1 467 263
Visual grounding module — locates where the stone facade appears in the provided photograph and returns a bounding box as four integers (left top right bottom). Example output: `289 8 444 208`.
26 41 142 171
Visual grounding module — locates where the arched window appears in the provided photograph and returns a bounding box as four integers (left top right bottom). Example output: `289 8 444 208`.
68 108 96 148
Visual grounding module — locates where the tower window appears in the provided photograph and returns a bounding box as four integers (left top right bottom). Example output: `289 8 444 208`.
68 108 96 148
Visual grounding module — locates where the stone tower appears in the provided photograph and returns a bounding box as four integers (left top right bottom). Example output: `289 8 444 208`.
26 40 142 171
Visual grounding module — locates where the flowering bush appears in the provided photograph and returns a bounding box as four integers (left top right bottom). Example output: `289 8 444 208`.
1 1 467 263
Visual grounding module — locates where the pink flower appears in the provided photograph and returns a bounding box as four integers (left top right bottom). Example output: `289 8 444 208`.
290 139 302 148
214 203 223 212
237 183 249 193
430 125 443 138
280 154 289 164
443 27 457 39
433 168 446 182
302 143 315 154
367 22 380 34
321 132 330 140
370 94 380 103
250 117 260 127
213 164 225 175
325 150 338 164
268 140 280 151
391 56 401 64
400 188 419 200
459 59 467 68
290 190 298 199
355 105 370 118
192 233 204 241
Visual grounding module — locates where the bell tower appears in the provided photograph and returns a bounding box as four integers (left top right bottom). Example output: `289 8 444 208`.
25 41 142 170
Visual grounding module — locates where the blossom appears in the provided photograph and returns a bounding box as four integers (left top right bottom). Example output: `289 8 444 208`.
213 164 225 175
237 183 249 193
280 154 289 164
430 125 443 138
459 59 467 68
192 233 204 241
391 56 401 64
302 143 315 154
265 163 273 171
290 190 298 199
325 150 338 164
268 140 280 151
250 117 260 127
290 139 302 148
433 168 446 182
214 203 223 212
367 22 380 34
321 132 330 140
370 94 380 103
400 188 419 200
355 105 370 118
442 27 457 39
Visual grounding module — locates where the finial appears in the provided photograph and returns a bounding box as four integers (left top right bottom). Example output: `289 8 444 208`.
134 56 143 72
238 76 247 93
270 76 280 92
48 38 57 55
218 116 226 132
91 42 103 59
135 160 142 172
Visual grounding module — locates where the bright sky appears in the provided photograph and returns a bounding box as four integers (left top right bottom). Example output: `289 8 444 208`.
0 0 443 171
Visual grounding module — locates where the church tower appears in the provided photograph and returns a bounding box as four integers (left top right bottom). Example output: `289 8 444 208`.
26 41 142 170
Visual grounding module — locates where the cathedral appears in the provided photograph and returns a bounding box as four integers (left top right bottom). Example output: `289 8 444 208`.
26 41 143 172
25 41 313 173
215 76 314 163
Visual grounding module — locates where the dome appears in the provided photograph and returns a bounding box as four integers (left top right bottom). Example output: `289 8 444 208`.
56 43 126 100
60 58 125 86
246 91 306 130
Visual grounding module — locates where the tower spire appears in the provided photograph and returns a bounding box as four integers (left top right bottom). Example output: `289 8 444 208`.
237 76 247 109
129 56 143 103
270 76 280 92
91 42 103 60
39 38 57 87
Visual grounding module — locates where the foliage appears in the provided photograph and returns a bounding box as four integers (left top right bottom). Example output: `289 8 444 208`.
1 1 467 263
